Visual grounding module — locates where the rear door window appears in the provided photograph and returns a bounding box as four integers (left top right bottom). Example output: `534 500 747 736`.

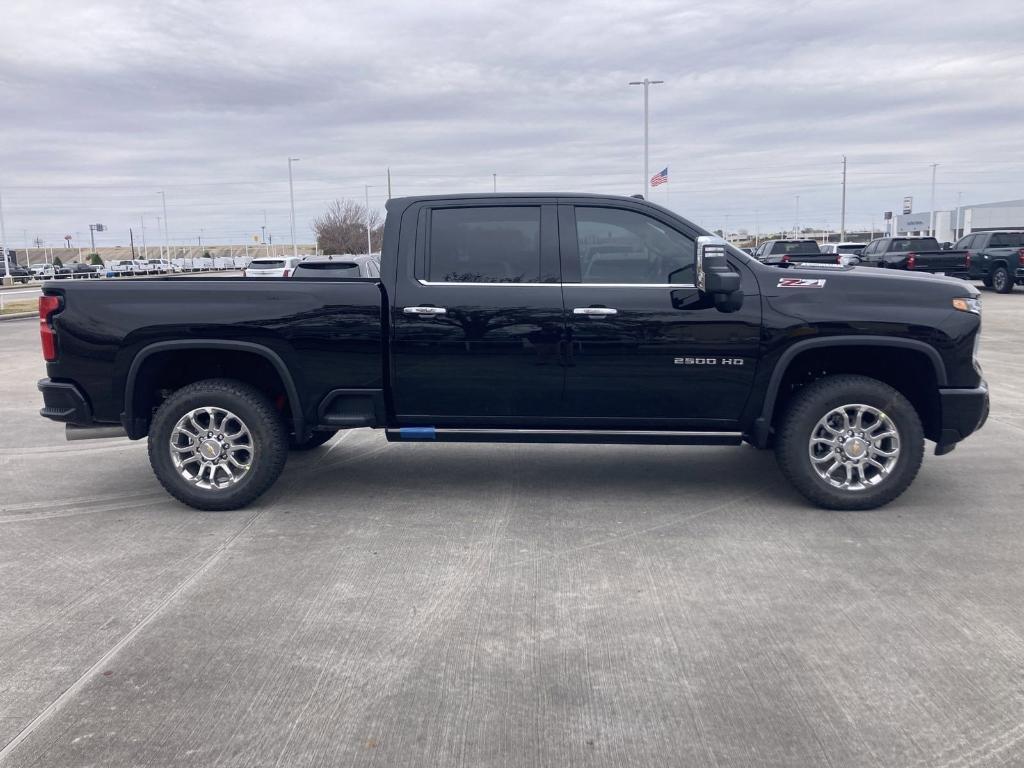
427 206 542 283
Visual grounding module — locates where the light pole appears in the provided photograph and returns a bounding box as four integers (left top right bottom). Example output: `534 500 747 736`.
929 163 938 237
0 188 10 283
840 155 847 241
158 190 169 258
794 195 800 237
364 185 373 256
628 78 664 198
288 157 300 259
140 215 148 259
88 223 106 254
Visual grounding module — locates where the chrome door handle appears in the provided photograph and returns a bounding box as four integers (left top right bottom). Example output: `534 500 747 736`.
573 307 618 316
403 306 447 316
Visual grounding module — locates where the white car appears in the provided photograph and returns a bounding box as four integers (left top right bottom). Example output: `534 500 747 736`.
243 256 303 277
30 264 57 280
819 242 866 258
110 259 138 276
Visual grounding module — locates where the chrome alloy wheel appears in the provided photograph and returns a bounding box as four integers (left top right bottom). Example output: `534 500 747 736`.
808 403 900 491
169 407 255 490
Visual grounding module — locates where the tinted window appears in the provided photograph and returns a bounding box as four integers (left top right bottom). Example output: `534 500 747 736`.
989 233 1022 247
891 238 938 252
249 260 285 268
293 262 362 278
428 207 541 283
575 207 695 284
770 241 820 255
836 244 865 253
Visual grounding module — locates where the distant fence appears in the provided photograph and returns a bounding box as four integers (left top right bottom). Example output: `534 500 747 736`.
9 245 318 265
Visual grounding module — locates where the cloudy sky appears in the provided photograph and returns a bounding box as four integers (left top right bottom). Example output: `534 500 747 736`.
2 0 1023 249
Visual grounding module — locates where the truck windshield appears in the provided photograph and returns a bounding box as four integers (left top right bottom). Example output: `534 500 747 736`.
770 241 820 255
891 238 939 251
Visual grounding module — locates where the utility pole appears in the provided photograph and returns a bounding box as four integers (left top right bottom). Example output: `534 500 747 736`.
288 157 300 259
364 185 373 256
929 163 938 237
158 190 169 258
840 155 847 241
0 188 10 284
129 228 136 259
156 217 163 258
628 78 664 198
140 216 148 259
387 167 392 200
795 195 800 237
955 191 963 240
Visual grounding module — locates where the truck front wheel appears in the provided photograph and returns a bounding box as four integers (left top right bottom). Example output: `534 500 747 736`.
991 265 1013 293
148 378 288 511
775 375 924 510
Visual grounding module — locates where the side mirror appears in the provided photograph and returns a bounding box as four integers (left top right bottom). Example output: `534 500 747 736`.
696 236 743 312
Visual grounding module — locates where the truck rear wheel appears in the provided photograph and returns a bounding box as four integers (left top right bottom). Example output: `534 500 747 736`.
991 265 1013 293
148 378 287 511
775 375 924 510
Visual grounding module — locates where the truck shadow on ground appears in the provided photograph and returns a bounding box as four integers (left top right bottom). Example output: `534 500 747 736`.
277 435 789 509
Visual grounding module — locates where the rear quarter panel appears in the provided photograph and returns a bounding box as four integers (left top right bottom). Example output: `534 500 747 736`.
43 277 384 425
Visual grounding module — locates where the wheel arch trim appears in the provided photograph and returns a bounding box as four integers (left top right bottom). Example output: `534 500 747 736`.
750 336 947 447
122 339 305 440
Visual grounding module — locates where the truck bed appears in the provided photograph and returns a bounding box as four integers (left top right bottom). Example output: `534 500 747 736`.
42 277 385 431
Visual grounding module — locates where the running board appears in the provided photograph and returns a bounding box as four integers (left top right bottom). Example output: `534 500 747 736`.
387 427 742 446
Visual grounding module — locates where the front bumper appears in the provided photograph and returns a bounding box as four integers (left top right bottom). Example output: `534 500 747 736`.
38 378 93 424
934 380 989 455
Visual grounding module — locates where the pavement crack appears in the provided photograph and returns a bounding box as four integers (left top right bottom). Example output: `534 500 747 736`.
0 506 267 763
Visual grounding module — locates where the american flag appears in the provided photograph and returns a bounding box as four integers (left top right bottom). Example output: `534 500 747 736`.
650 167 668 187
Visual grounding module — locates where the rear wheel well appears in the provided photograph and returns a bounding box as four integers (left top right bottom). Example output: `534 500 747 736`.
128 349 296 438
771 346 941 442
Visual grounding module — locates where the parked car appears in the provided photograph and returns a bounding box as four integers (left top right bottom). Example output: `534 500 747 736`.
57 262 101 279
3 263 32 283
819 242 866 258
30 264 57 280
141 258 177 274
852 237 969 277
752 239 837 265
37 193 988 514
956 230 1024 293
242 256 303 277
291 254 381 279
110 260 138 276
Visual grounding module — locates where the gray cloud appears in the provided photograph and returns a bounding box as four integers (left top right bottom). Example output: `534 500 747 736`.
1 0 1023 248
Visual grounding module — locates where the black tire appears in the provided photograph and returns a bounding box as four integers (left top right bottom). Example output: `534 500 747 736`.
991 265 1013 294
775 374 924 510
148 378 287 511
289 429 338 451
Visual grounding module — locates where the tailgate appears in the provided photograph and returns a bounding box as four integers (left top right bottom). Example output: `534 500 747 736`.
914 250 967 272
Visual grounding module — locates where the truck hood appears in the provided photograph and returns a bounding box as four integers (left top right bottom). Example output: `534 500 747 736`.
766 262 979 299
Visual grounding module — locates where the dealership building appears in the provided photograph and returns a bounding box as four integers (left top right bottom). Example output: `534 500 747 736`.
894 198 1024 242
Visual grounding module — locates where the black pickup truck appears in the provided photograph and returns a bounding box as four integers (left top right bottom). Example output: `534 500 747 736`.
956 230 1024 293
36 194 989 511
854 236 969 276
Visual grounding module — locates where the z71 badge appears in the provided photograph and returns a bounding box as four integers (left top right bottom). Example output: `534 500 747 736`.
778 277 826 288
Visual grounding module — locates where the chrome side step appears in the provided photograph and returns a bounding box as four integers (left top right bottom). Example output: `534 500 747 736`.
387 427 742 446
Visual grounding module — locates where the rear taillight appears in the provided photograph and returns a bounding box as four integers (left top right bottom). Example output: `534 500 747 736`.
906 252 916 270
38 295 61 361
282 269 291 277
1018 248 1024 259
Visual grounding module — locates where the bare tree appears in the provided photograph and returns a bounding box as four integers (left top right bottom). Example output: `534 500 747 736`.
313 199 383 255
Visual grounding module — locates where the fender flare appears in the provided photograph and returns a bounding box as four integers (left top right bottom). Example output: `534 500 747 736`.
750 336 947 447
122 339 305 439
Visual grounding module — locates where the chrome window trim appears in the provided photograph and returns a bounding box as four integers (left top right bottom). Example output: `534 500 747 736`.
417 279 696 288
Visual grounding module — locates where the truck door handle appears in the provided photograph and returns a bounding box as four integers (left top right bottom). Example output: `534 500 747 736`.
403 306 447 316
573 307 618 317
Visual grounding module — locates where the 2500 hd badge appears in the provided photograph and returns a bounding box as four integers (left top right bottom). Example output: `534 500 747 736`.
674 357 746 365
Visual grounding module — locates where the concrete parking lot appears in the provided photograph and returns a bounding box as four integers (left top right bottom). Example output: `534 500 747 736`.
1 292 1022 768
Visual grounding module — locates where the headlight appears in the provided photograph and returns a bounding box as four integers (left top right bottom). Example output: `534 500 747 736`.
952 297 981 314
